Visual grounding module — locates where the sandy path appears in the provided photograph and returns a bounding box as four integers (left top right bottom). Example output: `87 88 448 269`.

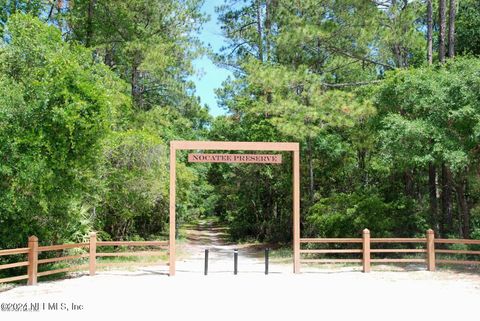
176 220 270 274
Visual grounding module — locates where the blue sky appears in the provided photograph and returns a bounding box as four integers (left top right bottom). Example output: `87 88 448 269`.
191 0 233 117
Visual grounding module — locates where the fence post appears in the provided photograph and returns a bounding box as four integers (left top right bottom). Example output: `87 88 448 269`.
27 236 38 285
426 229 435 271
362 229 371 273
89 232 97 276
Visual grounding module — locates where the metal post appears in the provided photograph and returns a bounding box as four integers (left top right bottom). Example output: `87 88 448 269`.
265 248 270 275
233 249 238 275
204 249 209 275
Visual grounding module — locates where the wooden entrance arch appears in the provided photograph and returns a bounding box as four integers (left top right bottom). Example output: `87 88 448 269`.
169 141 301 276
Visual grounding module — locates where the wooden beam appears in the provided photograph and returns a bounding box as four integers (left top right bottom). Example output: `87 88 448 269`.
171 141 299 151
370 238 426 243
89 232 96 276
371 259 426 263
27 236 38 285
293 149 300 273
426 229 436 271
435 238 480 244
38 254 89 265
300 259 362 263
169 145 176 276
362 229 371 273
0 247 29 256
38 243 89 252
96 251 163 257
300 238 362 243
0 261 29 270
97 241 168 247
0 274 29 284
299 249 362 254
436 249 480 255
370 249 426 253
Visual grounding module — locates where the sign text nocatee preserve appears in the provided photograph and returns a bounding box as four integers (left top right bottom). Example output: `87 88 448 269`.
188 153 282 164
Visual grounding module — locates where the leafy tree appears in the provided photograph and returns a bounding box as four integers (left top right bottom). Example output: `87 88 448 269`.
456 0 480 56
375 57 480 237
66 0 207 112
0 14 129 247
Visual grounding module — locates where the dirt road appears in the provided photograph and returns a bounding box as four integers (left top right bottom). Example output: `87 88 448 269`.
176 220 272 274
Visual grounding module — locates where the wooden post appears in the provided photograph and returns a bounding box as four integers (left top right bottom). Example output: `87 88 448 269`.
27 236 38 285
426 229 435 271
293 148 301 273
362 229 371 273
169 144 176 276
89 232 97 276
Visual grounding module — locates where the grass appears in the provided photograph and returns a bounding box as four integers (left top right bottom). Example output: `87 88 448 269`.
269 246 293 262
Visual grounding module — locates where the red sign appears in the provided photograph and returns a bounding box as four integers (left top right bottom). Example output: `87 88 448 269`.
188 153 282 164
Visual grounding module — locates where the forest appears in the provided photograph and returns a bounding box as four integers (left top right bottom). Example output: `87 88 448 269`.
1 0 480 252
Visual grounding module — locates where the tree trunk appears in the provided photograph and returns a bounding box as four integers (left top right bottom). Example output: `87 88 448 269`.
441 164 453 234
428 163 439 231
265 0 271 62
392 44 404 68
86 0 97 47
256 0 263 62
448 0 456 58
104 46 114 68
358 148 367 186
404 170 414 198
307 137 314 204
131 51 143 108
455 177 469 238
439 0 447 63
427 0 433 64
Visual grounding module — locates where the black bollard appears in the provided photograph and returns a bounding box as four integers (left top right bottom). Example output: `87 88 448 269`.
233 249 238 275
204 249 209 275
265 248 270 275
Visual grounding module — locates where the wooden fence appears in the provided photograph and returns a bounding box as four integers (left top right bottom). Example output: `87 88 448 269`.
300 229 480 272
0 233 168 285
2 229 480 284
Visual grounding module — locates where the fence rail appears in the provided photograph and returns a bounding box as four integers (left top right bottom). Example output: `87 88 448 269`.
0 233 168 285
300 229 480 272
0 248 29 256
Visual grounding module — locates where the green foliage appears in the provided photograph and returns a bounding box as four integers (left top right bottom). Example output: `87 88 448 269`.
306 191 426 238
97 130 168 239
0 14 128 247
0 0 43 36
243 60 376 140
456 0 480 56
376 58 480 173
66 0 207 111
